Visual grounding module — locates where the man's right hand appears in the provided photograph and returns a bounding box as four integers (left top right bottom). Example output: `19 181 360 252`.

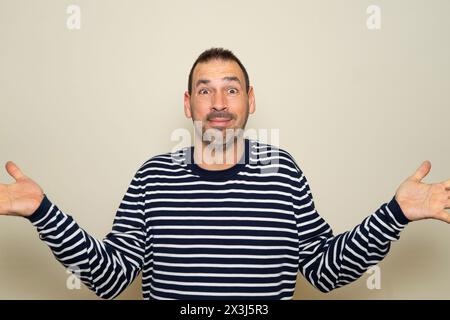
0 161 44 218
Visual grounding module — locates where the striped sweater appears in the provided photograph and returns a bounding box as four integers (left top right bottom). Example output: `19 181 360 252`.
27 138 410 299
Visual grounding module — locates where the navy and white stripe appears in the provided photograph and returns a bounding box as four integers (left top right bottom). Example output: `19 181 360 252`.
27 138 410 299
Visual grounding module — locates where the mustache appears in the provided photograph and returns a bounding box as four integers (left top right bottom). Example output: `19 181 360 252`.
207 111 235 121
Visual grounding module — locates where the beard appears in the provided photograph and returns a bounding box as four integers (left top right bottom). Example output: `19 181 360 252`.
203 128 244 151
191 103 250 151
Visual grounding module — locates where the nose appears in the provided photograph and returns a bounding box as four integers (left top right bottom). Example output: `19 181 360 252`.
212 91 227 111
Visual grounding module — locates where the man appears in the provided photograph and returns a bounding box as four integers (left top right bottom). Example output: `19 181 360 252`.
0 48 449 300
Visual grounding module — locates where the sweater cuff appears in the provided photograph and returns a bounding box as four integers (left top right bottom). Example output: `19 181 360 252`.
387 195 410 226
26 194 53 225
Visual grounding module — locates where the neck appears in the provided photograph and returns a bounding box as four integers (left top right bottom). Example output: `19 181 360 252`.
193 135 245 171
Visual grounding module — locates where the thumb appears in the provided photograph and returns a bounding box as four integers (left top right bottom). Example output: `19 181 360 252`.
410 160 431 183
5 161 26 181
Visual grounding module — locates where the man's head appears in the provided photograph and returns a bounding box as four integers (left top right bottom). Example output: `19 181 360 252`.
184 48 255 146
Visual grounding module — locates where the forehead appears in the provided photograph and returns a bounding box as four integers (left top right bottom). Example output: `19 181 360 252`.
193 59 245 84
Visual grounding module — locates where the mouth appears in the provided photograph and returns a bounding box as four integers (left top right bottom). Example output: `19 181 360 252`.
208 118 232 127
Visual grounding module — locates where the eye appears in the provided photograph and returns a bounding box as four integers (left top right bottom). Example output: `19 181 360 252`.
198 88 209 95
228 88 239 94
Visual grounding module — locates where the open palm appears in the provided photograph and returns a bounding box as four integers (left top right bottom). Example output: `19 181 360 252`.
395 160 450 223
0 161 44 217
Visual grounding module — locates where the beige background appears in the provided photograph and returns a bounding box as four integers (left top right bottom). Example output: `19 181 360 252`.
0 0 449 299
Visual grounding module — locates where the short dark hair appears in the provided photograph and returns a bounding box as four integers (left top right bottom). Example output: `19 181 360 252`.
188 47 250 95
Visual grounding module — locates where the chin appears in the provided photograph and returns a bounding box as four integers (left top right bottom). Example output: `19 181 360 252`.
202 128 238 145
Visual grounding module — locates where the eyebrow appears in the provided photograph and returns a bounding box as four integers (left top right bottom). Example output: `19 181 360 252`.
195 76 242 88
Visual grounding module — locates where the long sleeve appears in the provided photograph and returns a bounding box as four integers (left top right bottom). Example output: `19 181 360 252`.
26 166 147 299
293 169 410 293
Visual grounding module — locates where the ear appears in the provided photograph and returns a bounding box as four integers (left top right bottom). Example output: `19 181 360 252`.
184 91 192 119
248 86 256 114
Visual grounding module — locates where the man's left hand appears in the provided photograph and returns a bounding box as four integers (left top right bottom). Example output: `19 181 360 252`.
395 160 450 223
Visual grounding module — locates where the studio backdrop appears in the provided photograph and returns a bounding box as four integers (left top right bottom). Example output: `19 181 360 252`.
0 0 449 299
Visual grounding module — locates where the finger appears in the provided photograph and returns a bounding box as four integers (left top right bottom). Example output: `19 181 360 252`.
5 161 25 181
435 210 450 224
411 160 431 183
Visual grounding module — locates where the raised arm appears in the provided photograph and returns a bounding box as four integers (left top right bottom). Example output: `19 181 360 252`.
294 160 449 293
0 161 147 299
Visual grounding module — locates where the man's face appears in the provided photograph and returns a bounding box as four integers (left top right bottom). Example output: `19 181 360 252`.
184 59 255 145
